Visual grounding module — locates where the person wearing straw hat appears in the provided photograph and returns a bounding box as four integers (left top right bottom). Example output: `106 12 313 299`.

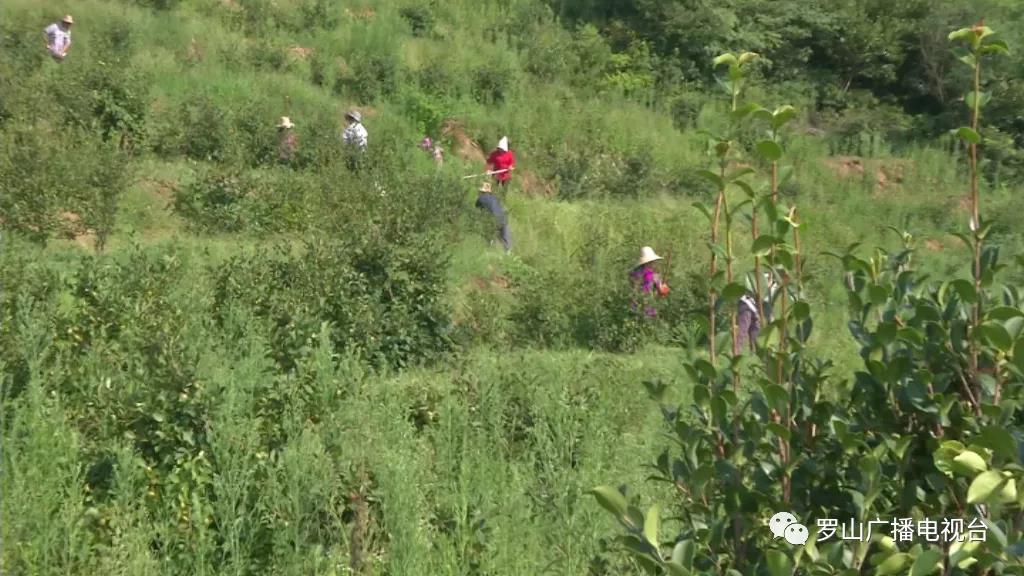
420 136 444 167
342 110 368 150
44 14 74 61
475 182 511 255
485 136 515 189
276 116 298 163
630 246 669 317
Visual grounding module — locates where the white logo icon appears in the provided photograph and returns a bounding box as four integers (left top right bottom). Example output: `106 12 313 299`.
769 511 809 545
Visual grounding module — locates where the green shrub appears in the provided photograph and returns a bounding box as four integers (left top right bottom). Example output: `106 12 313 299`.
335 53 400 103
399 5 435 37
173 167 251 232
471 62 516 105
212 236 455 371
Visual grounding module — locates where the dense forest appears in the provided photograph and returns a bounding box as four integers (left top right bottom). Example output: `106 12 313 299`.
4 0 1024 575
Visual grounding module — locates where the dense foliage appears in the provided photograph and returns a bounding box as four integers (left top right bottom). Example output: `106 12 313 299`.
4 0 1024 574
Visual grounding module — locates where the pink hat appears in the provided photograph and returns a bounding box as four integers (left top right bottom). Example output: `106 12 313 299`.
420 137 433 150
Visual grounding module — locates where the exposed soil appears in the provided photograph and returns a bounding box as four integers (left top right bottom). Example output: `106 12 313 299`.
823 155 908 190
288 45 314 60
470 272 511 291
344 7 376 21
925 239 944 251
58 211 97 249
517 170 555 198
442 119 486 164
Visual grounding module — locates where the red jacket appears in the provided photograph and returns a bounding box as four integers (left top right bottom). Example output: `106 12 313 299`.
486 149 515 182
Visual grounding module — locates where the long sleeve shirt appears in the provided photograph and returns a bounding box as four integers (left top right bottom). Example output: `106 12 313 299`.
486 150 515 182
44 23 71 56
342 122 368 149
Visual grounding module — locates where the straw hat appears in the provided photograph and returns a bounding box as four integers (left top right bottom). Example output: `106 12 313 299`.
636 246 663 267
277 116 294 129
345 110 362 123
497 136 509 151
62 14 74 24
478 182 492 194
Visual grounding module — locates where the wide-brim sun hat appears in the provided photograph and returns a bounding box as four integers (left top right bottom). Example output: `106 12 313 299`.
277 116 294 128
478 182 492 193
637 246 663 267
62 14 74 24
346 110 362 123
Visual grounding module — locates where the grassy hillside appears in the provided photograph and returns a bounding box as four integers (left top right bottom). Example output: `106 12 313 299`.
4 0 1024 574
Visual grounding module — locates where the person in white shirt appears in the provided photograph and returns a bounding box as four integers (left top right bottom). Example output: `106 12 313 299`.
342 110 368 150
44 15 74 61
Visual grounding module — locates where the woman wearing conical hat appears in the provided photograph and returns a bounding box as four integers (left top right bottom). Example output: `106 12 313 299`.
630 246 669 317
485 136 515 189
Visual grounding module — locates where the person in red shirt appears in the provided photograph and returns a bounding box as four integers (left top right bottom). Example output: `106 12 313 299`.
486 136 515 189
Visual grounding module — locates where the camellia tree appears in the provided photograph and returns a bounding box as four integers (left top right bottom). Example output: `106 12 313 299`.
591 25 1024 576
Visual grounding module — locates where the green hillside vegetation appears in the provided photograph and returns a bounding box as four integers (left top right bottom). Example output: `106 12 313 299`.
4 0 1024 574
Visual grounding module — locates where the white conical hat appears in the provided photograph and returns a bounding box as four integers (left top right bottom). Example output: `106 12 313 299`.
497 136 508 151
277 116 294 128
636 246 662 267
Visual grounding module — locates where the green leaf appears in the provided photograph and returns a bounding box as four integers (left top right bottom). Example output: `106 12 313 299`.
977 426 1018 462
978 321 1013 352
772 105 797 130
981 39 1010 55
756 140 783 161
721 283 747 303
876 553 911 575
731 103 765 121
664 561 690 576
965 91 992 110
738 52 759 65
713 53 738 68
955 126 981 144
949 27 973 41
951 450 988 476
910 548 943 576
951 46 977 68
967 470 1009 504
643 505 660 546
692 201 713 222
752 235 777 256
672 540 694 570
766 550 793 576
589 486 628 520
952 279 978 303
696 170 724 189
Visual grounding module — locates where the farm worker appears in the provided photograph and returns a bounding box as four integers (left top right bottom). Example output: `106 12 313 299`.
44 14 74 61
737 291 760 353
343 110 368 150
277 116 298 163
485 136 515 188
420 136 443 167
475 182 511 254
630 246 669 317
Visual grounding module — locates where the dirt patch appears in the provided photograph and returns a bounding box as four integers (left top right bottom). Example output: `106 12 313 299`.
344 7 376 21
58 212 96 249
470 273 511 291
824 156 866 179
186 38 203 63
925 239 944 251
288 45 314 60
441 119 486 164
139 178 176 200
517 170 554 198
220 0 241 12
824 155 909 190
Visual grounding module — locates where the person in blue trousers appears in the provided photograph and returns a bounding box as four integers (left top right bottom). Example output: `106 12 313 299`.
475 182 511 254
